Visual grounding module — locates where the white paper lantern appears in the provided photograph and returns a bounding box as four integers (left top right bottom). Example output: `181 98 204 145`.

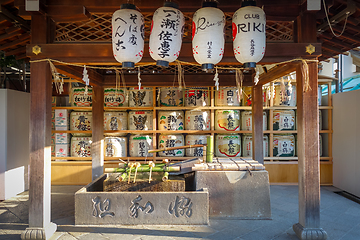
232 1 266 68
192 2 225 71
112 4 144 68
149 2 185 67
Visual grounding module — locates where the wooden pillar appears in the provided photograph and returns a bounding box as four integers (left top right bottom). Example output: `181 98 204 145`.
252 84 264 164
21 14 57 240
292 9 327 239
92 85 104 180
293 61 327 239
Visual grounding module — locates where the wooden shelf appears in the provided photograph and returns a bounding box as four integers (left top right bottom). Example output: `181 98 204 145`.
52 130 92 134
52 106 92 110
52 157 92 160
104 107 153 111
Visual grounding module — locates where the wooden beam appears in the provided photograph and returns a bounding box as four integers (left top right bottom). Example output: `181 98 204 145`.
0 33 30 51
0 5 30 31
26 42 322 65
55 64 104 86
258 63 297 86
320 33 356 50
92 85 104 181
252 84 264 164
321 43 345 54
4 46 26 56
103 73 254 87
0 28 22 41
48 6 92 22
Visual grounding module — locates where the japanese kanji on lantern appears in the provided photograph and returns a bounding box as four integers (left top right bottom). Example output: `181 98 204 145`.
192 2 225 71
232 0 266 68
149 2 185 67
112 4 144 69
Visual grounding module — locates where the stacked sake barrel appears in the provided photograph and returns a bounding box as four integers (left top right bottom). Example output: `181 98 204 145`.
158 87 210 157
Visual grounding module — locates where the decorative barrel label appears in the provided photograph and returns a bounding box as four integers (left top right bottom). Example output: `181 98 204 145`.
158 134 184 157
104 88 128 107
158 111 184 130
215 134 241 157
71 87 92 107
215 110 240 131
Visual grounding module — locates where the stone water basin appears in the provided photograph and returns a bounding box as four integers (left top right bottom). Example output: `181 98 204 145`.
75 173 209 225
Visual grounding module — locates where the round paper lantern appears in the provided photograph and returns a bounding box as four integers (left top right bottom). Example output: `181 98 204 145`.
112 4 144 68
192 2 225 71
232 0 266 68
149 2 185 67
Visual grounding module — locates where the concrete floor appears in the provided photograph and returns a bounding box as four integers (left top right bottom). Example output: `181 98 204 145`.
0 185 360 240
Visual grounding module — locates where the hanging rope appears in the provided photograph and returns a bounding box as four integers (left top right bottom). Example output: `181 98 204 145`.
137 66 142 90
301 60 311 92
235 69 243 103
213 67 219 90
322 0 350 37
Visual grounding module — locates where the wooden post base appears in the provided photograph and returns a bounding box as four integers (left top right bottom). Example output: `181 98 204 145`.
21 222 57 240
293 223 327 240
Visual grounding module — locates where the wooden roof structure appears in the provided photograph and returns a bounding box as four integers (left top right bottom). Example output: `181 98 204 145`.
0 0 359 62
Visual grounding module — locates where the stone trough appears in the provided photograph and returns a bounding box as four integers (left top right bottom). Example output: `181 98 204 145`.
75 173 209 225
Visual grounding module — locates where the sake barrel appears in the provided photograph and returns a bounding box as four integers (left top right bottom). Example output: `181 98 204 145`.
215 134 241 157
104 111 127 136
185 134 208 157
129 134 153 157
214 87 240 106
104 88 128 107
104 137 127 157
71 136 92 157
158 111 184 131
185 110 210 130
158 134 185 157
274 84 296 106
70 111 92 136
242 86 268 106
273 134 295 157
215 110 240 131
129 87 153 107
159 87 184 107
242 134 269 158
184 87 209 107
71 87 92 107
128 111 153 130
273 110 295 131
241 111 267 131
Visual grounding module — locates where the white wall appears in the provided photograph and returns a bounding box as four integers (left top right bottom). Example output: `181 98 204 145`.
342 54 358 80
319 58 335 78
333 90 360 197
0 89 30 200
0 91 7 200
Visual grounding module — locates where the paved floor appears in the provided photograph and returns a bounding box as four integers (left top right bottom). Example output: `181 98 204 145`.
0 185 360 240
